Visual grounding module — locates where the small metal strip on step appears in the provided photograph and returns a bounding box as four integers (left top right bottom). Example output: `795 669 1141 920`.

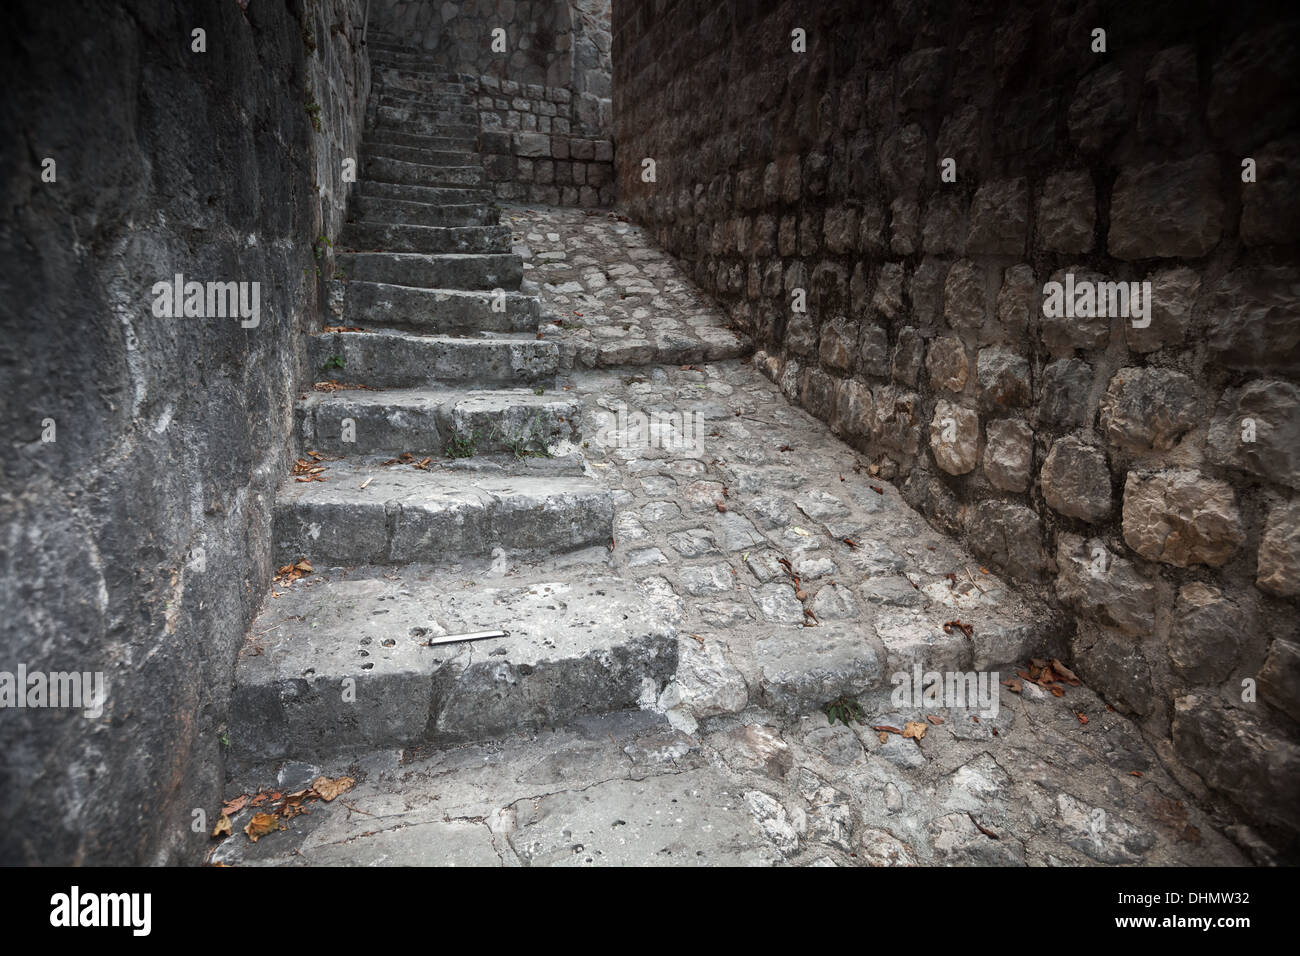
422 629 508 647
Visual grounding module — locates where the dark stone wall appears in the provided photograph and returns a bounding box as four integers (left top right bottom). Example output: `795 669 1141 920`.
370 0 612 132
614 0 1300 854
370 1 616 204
0 0 368 865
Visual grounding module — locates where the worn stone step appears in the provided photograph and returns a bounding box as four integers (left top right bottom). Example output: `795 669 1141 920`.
364 142 474 166
359 179 492 206
370 58 466 79
341 281 539 334
365 128 479 151
351 196 493 228
368 51 456 68
298 387 580 457
340 222 509 255
272 461 613 566
373 89 476 106
363 156 485 188
308 329 557 387
369 56 463 77
373 110 479 138
373 103 479 126
378 92 476 112
372 71 469 96
335 251 521 290
229 566 679 765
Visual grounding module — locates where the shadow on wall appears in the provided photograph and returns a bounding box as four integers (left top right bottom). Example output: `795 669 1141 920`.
612 0 1300 860
367 0 612 110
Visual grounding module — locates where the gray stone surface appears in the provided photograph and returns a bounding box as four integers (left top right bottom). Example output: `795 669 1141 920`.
298 387 579 457
0 0 371 865
1108 156 1224 259
1041 437 1112 523
273 461 613 564
983 419 1033 492
1257 499 1300 597
211 689 1248 867
1121 470 1244 568
230 565 680 764
12 0 1299 872
307 330 558 387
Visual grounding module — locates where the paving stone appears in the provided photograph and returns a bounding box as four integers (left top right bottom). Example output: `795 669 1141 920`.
219 153 1257 867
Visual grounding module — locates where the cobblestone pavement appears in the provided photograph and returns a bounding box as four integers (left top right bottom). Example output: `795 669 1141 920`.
213 204 1251 867
507 203 749 366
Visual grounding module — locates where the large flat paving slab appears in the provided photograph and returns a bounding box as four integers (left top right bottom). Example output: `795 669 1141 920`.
297 387 580 457
273 459 613 565
338 281 539 335
306 330 557 387
336 251 522 290
340 222 509 255
230 568 682 766
213 697 1248 867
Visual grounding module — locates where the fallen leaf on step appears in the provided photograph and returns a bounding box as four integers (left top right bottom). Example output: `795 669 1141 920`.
903 721 927 741
211 814 232 839
244 813 280 842
222 794 248 816
1051 658 1081 686
312 775 356 802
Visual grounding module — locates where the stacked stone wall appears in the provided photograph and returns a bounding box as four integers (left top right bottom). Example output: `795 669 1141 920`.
614 0 1300 852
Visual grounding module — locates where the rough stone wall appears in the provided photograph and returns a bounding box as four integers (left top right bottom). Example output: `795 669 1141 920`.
614 0 1300 852
371 0 614 204
310 0 374 246
0 0 368 865
369 0 612 129
371 0 577 87
479 116 616 206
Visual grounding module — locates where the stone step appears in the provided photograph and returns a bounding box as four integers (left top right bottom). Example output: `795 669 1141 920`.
335 251 521 290
363 156 485 188
229 566 679 765
351 196 494 228
372 70 469 96
367 53 462 74
378 90 476 109
340 221 509 255
373 102 479 126
364 142 474 166
365 128 479 151
359 179 492 206
271 461 613 566
373 110 479 138
308 330 557 387
341 281 539 335
369 57 466 80
298 387 580 457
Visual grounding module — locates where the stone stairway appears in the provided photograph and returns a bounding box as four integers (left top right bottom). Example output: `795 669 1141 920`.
227 41 680 770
